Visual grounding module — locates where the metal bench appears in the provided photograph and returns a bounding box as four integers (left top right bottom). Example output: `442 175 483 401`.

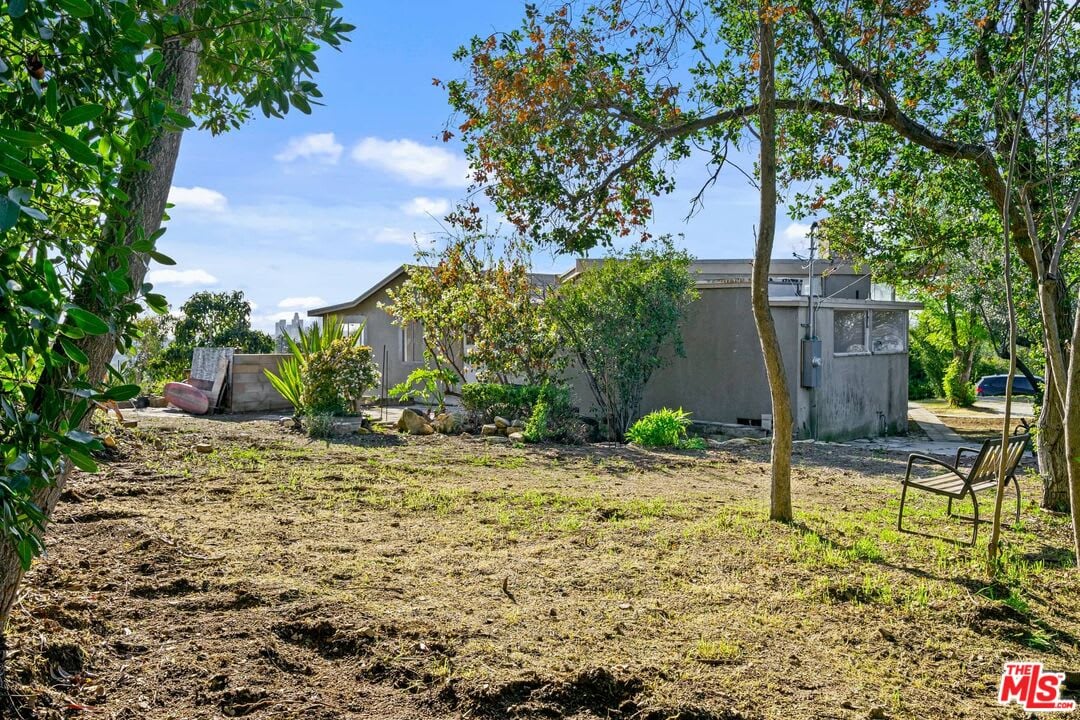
897 434 1029 545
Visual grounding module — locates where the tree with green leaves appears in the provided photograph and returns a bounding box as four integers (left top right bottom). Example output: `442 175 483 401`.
122 314 177 393
0 0 351 688
384 230 562 385
155 291 273 379
547 241 697 440
446 0 1078 533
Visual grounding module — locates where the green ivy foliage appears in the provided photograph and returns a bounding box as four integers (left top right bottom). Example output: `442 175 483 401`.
1 0 352 570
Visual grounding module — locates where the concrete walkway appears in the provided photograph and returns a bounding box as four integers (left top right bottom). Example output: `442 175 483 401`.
908 402 965 443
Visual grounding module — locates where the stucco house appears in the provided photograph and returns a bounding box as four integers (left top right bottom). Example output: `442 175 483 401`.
308 259 918 441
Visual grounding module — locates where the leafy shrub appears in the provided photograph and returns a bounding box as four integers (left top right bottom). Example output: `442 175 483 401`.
626 408 695 447
523 398 551 443
304 413 336 439
265 318 379 416
943 358 975 407
547 241 697 440
389 358 459 412
303 339 380 414
461 382 570 423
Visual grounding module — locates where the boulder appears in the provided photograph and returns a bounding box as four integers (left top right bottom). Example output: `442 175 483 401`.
508 431 525 442
432 412 462 434
194 442 213 454
148 395 168 408
400 408 431 435
484 435 510 443
417 423 435 436
493 416 510 430
511 419 525 429
481 424 499 437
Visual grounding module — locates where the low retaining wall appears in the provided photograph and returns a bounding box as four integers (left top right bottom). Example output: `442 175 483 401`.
229 354 293 413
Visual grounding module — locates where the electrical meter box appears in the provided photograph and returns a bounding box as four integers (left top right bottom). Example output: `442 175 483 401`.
801 338 821 388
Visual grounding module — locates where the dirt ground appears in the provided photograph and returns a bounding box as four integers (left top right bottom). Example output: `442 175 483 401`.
6 413 1079 720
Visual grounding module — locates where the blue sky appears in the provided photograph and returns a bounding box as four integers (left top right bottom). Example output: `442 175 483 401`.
156 1 815 331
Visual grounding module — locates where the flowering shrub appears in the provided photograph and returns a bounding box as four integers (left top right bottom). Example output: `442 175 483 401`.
303 338 380 415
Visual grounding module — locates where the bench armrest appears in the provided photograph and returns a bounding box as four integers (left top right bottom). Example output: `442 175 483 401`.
905 453 967 484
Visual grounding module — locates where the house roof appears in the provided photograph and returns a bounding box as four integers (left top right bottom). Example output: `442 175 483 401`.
308 258 902 318
557 258 861 283
308 268 565 318
307 265 409 317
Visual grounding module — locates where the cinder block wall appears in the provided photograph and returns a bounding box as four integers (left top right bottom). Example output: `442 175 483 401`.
229 354 293 412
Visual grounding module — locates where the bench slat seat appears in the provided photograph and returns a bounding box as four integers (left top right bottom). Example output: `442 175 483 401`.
897 434 1029 545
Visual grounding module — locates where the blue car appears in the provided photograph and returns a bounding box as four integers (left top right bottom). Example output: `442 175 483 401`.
975 374 1041 397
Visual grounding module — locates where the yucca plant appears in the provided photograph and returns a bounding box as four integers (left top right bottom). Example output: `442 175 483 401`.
265 317 366 416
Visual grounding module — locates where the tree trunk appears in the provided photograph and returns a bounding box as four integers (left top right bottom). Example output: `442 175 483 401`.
1040 376 1070 510
0 6 201 636
1034 277 1073 511
1066 288 1080 565
753 9 793 523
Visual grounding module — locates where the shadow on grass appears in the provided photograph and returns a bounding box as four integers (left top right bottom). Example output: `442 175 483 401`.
788 519 1079 652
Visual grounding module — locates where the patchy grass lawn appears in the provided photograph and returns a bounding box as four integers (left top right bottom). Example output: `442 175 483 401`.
9 414 1079 720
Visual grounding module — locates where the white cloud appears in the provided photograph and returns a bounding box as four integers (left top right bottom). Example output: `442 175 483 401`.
373 227 415 246
274 132 344 165
146 268 219 286
277 296 327 310
402 196 450 217
782 222 813 241
251 311 305 331
168 186 227 212
351 137 469 187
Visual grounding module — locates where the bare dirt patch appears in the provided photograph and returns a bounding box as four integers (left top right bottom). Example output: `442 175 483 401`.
6 414 1078 719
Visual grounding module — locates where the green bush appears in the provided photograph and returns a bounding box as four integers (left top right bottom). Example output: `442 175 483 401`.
389 358 459 412
626 407 697 448
303 339 380 415
461 382 570 423
943 358 975 407
265 318 379 416
523 398 551 443
304 412 336 440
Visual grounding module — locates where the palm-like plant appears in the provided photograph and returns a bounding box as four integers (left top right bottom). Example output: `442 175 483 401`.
264 317 365 416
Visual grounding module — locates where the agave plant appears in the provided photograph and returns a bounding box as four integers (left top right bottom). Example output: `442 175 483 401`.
264 317 366 416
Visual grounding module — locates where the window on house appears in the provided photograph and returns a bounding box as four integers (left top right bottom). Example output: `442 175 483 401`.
834 310 868 354
343 315 367 345
401 321 423 363
871 310 907 353
798 277 823 297
871 283 896 301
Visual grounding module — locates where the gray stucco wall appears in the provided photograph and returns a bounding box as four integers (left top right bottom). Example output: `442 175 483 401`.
639 287 801 426
325 276 423 397
563 287 801 430
809 307 909 440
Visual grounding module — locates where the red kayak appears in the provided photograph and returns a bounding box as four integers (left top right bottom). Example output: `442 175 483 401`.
164 382 211 415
